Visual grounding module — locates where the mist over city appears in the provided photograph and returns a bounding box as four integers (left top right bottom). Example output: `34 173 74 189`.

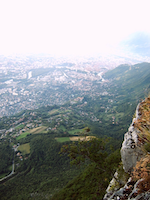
0 0 150 116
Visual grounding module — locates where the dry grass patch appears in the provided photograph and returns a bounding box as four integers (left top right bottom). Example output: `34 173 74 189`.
29 126 47 134
134 96 150 145
48 109 59 115
69 136 96 141
18 143 30 155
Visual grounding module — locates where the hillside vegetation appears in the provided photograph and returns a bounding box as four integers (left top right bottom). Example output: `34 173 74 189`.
0 62 150 199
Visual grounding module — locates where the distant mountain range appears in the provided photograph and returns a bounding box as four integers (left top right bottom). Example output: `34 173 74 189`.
104 62 150 102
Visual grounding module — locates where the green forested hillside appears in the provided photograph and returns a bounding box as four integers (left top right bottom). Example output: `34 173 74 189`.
0 134 120 200
0 62 150 199
0 141 13 175
0 134 85 199
51 150 120 200
104 62 150 95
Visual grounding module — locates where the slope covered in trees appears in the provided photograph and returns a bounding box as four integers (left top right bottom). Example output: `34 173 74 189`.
0 62 150 199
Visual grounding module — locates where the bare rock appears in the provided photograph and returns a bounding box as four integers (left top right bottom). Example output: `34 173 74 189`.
121 103 145 173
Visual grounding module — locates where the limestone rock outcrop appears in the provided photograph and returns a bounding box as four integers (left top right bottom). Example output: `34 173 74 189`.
121 103 145 173
104 97 150 200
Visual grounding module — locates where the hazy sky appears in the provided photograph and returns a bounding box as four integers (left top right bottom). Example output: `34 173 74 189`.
0 0 150 56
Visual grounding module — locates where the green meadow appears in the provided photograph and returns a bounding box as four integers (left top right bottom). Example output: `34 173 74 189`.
18 143 30 155
16 126 47 140
55 137 71 143
16 132 30 140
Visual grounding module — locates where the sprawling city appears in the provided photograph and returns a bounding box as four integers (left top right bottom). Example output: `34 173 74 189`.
0 53 148 117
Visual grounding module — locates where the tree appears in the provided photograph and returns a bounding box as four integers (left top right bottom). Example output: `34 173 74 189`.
54 136 121 200
60 136 109 168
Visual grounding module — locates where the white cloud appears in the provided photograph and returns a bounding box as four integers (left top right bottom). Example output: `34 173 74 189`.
0 0 150 55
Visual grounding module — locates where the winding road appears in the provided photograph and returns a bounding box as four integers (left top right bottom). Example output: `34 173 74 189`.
0 152 15 182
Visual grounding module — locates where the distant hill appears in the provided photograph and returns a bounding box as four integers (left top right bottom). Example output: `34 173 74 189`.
104 62 150 98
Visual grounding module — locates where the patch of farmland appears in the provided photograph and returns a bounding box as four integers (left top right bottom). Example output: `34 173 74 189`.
16 132 30 140
48 109 59 115
18 143 30 155
68 129 83 135
29 126 47 134
69 136 96 141
55 137 71 142
55 136 96 142
15 124 24 130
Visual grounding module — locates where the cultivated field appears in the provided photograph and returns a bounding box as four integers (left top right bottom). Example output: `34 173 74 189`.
48 109 59 115
15 124 24 130
16 132 30 140
69 136 96 141
56 136 96 142
55 137 70 142
16 126 47 140
68 129 83 135
18 143 30 155
29 126 47 134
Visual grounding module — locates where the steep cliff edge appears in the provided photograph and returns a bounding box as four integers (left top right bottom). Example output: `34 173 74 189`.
104 96 150 200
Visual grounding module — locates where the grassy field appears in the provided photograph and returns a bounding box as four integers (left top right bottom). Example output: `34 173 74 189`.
16 132 30 140
16 126 47 140
29 126 47 134
55 137 71 143
59 125 66 131
15 124 24 130
48 109 59 115
18 143 30 155
64 109 72 113
58 126 83 135
68 129 83 135
56 136 96 142
69 136 96 141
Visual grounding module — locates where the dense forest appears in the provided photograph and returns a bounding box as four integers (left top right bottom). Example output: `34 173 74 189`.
0 141 13 174
0 133 121 200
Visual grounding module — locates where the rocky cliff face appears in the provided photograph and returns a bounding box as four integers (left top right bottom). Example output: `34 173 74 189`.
104 97 150 200
121 103 145 174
